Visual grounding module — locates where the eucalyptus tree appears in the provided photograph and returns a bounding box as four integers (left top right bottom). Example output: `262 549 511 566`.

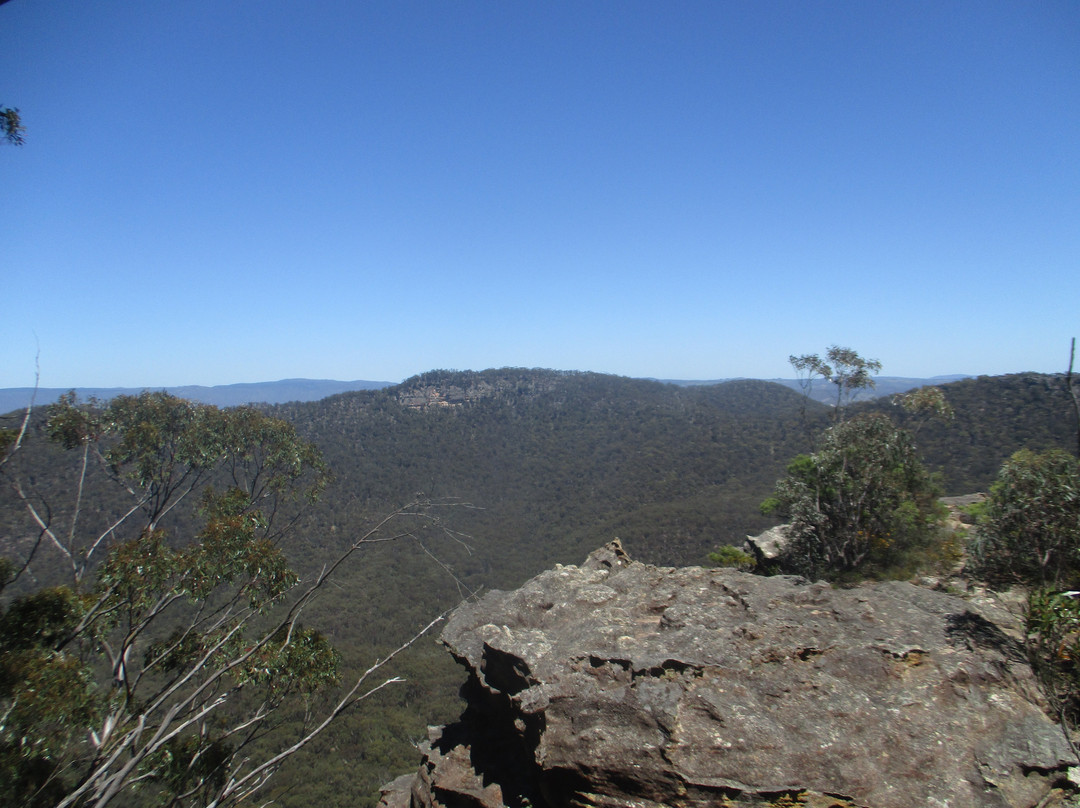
790 345 882 422
0 392 450 808
971 448 1080 590
1 105 24 145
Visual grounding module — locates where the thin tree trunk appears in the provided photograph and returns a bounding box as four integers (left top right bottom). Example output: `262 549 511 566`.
1067 338 1080 458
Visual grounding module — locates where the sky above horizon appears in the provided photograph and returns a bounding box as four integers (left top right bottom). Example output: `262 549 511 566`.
3 1 1078 388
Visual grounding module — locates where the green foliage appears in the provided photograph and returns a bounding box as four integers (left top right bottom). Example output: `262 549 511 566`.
765 412 945 580
1066 336 1080 458
790 345 882 418
5 369 1078 806
1 105 24 146
1025 589 1080 725
867 372 1077 495
265 368 1074 805
0 586 99 808
0 586 84 649
970 448 1080 589
45 392 103 449
959 499 988 523
978 446 1080 755
142 735 234 807
0 392 365 808
0 557 13 593
894 385 955 439
896 385 954 421
707 544 755 571
0 428 18 461
81 392 328 533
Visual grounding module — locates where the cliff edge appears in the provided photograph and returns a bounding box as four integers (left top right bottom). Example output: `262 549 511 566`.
382 541 1078 808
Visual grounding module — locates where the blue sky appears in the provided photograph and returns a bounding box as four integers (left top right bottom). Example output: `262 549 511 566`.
3 1 1078 388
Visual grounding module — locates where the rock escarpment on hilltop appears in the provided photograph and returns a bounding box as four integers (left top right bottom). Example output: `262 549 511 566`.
382 542 1078 808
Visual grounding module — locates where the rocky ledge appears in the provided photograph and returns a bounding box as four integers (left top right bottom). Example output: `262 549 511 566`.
382 542 1079 808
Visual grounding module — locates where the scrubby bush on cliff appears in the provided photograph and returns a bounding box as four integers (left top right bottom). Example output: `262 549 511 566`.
1023 589 1080 728
762 412 946 580
707 544 755 571
0 393 447 808
756 347 953 581
964 446 1080 729
970 448 1080 589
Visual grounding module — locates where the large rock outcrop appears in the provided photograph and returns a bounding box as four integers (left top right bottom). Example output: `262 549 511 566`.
383 542 1078 808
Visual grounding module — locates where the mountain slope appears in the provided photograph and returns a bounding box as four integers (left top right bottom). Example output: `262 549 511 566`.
665 373 971 404
862 371 1077 493
274 371 815 578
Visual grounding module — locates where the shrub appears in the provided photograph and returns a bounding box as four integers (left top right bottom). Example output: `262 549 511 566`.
764 412 945 580
708 544 755 571
970 448 1080 589
1025 590 1080 725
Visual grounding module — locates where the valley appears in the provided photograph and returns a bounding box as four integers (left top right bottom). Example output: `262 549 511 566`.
1 368 1076 807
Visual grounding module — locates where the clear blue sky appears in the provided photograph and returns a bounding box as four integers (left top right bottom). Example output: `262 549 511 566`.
3 1 1078 388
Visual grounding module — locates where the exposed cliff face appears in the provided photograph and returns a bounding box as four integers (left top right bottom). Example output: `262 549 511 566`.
383 542 1079 808
394 369 573 410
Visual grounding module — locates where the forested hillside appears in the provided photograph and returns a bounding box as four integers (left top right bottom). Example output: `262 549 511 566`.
276 370 814 573
864 371 1077 492
2 368 1076 807
277 369 1076 576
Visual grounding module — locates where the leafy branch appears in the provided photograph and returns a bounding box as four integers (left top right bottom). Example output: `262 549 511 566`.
1 393 471 808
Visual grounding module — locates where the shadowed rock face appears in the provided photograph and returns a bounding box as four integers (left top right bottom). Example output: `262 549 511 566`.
383 543 1078 808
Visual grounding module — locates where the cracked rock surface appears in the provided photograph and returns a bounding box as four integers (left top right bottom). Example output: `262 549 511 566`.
382 542 1078 808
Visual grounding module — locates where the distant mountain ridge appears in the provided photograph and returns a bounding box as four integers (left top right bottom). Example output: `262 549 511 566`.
0 372 970 414
0 378 395 414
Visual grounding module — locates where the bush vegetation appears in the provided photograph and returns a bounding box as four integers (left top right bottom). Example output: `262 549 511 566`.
757 348 950 582
762 412 947 581
970 448 1080 589
969 447 1080 730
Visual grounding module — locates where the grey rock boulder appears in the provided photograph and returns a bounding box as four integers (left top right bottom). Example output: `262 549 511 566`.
390 542 1078 808
745 523 792 561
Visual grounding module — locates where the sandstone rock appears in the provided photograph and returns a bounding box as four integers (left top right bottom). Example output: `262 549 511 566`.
389 542 1078 808
745 524 792 561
